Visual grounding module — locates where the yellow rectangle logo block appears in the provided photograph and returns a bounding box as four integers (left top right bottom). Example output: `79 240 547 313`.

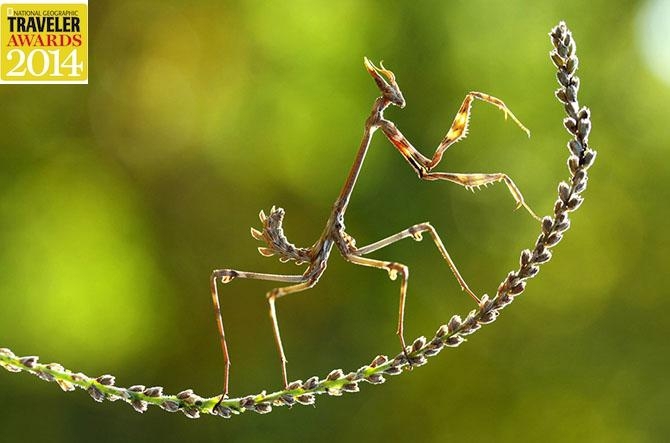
1 1 87 84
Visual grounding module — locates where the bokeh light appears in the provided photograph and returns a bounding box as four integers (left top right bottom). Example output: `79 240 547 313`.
636 0 670 86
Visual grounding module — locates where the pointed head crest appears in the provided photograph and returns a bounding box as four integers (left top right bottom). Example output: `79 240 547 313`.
364 57 405 108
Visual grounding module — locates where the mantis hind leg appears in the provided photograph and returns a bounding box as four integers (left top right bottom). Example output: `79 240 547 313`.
266 276 321 389
209 269 305 402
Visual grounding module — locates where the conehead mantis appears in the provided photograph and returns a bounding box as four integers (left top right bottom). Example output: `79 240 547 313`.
210 57 539 403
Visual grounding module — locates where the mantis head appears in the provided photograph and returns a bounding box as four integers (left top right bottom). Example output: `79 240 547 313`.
364 57 405 108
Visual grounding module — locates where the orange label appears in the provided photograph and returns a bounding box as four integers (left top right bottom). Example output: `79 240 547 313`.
1 1 87 83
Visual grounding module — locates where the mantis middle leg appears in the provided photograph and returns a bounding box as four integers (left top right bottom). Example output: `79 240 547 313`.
342 221 480 362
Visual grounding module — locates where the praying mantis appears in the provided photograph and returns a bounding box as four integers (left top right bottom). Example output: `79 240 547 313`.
210 58 540 402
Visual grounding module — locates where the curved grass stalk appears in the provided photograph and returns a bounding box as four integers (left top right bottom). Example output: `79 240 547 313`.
0 21 595 419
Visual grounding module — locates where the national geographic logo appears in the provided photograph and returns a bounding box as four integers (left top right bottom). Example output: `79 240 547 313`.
1 1 88 84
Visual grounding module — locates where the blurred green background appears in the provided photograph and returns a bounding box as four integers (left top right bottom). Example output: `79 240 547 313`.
1 0 668 441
